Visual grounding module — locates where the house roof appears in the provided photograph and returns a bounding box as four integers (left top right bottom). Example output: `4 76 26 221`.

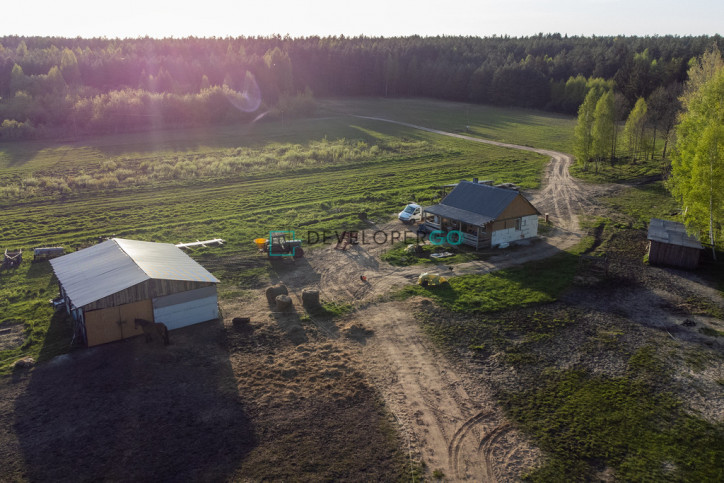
50 238 219 308
424 204 495 226
424 180 535 225
647 218 703 250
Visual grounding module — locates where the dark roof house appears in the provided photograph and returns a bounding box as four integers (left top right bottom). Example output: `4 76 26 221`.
422 181 540 249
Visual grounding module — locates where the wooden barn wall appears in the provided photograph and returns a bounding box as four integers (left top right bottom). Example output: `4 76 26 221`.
496 195 539 221
648 241 700 269
83 280 215 311
84 299 154 347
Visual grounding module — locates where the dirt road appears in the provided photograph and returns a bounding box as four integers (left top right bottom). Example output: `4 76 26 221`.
357 302 540 481
354 115 596 239
276 117 596 481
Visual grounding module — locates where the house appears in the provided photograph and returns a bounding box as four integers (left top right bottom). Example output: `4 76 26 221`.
421 180 540 249
647 218 702 269
50 238 219 347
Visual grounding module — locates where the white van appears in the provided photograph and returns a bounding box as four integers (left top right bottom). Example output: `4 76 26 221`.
398 203 422 224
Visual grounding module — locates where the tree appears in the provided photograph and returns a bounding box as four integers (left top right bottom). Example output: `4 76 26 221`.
680 44 723 111
200 74 211 90
46 66 67 93
573 88 604 170
9 64 26 94
623 98 648 162
263 47 293 102
669 67 724 259
612 92 630 161
647 83 682 160
591 91 615 172
60 48 81 85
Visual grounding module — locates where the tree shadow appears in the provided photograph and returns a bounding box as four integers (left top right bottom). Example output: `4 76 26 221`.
13 319 255 481
0 138 50 168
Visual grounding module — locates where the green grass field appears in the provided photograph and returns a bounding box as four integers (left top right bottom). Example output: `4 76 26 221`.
2 98 722 481
0 99 572 372
321 98 576 152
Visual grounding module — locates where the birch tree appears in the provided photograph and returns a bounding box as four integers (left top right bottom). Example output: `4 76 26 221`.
669 67 724 259
623 98 648 162
591 91 615 172
573 88 603 171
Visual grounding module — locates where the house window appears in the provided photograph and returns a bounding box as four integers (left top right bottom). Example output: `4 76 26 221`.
461 223 477 235
515 218 521 231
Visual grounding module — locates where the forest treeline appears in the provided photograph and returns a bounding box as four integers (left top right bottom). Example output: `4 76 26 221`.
0 34 722 139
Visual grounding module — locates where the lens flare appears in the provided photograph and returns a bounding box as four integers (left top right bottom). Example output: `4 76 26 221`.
227 71 262 113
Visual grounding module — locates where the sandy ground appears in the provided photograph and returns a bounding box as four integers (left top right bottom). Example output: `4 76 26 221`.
261 119 605 481
6 118 720 481
266 118 723 480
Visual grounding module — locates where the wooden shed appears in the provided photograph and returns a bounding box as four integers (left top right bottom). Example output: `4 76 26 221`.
50 238 219 347
421 180 540 249
647 218 702 269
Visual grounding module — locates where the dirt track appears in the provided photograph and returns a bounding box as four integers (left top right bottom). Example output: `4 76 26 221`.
265 116 724 481
277 117 597 481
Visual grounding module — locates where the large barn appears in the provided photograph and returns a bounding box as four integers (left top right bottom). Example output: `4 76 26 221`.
421 180 540 249
50 238 220 347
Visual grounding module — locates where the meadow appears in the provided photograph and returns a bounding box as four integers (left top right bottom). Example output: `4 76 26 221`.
0 98 569 371
2 98 722 482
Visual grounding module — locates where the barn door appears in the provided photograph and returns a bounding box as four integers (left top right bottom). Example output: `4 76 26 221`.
84 299 153 346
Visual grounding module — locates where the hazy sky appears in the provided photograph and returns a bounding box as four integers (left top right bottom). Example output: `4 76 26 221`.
3 0 722 38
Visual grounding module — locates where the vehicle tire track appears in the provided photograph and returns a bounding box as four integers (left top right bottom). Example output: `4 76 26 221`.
447 410 491 480
478 424 513 483
300 115 600 481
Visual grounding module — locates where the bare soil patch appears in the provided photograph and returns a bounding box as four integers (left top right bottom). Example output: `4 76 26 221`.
4 118 721 482
0 320 25 351
0 315 405 481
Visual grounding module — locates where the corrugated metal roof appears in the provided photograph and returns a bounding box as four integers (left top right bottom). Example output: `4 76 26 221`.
647 218 703 249
424 180 533 224
424 204 494 226
50 238 219 308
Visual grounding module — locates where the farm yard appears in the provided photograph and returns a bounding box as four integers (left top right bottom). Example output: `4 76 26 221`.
1 98 723 481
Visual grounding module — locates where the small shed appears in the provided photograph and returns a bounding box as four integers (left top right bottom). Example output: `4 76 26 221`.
422 180 540 249
50 238 220 346
647 218 702 269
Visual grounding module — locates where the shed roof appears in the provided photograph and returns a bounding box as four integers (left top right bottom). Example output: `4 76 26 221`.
424 180 535 225
647 218 703 250
50 238 219 308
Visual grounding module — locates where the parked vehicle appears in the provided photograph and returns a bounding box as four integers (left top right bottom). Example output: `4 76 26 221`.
254 232 304 258
398 203 422 224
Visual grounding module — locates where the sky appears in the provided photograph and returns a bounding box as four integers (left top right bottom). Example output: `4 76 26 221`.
3 0 722 38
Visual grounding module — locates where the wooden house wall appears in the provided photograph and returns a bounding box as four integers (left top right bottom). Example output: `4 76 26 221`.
82 280 215 311
491 218 519 231
648 241 700 269
496 195 539 221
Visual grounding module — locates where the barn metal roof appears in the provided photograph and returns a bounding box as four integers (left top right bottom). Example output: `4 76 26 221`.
424 180 536 225
647 218 703 249
50 238 219 308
